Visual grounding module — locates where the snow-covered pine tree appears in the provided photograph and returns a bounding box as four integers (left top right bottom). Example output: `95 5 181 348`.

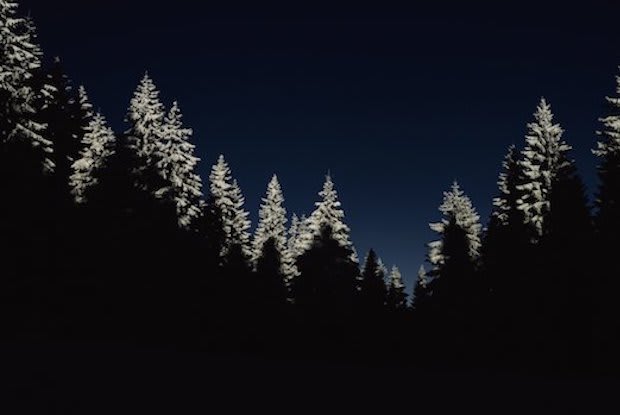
592 67 620 371
0 0 53 172
69 112 116 203
208 155 251 257
229 179 252 257
516 98 571 238
412 264 430 309
209 155 232 209
492 145 523 227
125 73 165 169
282 213 302 280
377 257 389 282
593 67 620 236
482 144 531 302
252 175 288 268
301 174 356 260
427 181 482 276
386 266 408 312
155 101 203 228
291 214 310 258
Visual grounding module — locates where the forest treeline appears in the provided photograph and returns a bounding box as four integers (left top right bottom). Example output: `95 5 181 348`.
1 1 619 376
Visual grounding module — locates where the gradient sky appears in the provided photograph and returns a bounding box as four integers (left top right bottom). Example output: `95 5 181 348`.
24 0 620 290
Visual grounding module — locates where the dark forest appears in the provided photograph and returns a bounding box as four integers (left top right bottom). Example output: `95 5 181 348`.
1 0 620 410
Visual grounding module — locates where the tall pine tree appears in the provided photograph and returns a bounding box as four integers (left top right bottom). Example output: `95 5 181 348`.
0 0 53 171
300 174 356 262
427 181 481 279
516 98 571 239
70 111 116 203
155 101 203 228
208 155 251 259
252 175 288 268
592 67 620 373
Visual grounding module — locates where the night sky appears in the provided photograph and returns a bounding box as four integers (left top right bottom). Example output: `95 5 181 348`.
24 0 620 289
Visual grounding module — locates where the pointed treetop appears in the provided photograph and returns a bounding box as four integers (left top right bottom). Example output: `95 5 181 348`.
428 181 482 266
517 97 572 237
70 111 116 203
534 97 555 126
125 73 166 161
155 99 202 227
389 266 404 289
252 173 288 264
304 173 353 252
209 154 232 198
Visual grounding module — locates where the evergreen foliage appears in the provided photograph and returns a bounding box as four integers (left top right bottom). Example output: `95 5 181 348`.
516 98 571 239
386 266 407 312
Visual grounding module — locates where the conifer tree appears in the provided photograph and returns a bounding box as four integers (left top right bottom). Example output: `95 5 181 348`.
228 179 252 258
301 174 356 261
516 98 571 239
155 101 203 228
423 182 483 355
125 73 166 182
358 249 387 313
254 237 288 307
282 213 302 281
412 265 430 310
252 175 288 267
294 225 359 315
593 67 620 240
427 181 481 278
289 214 310 259
386 266 408 312
0 2 56 334
208 155 251 257
428 217 477 328
0 0 53 171
70 112 116 203
482 145 530 314
491 145 523 228
540 137 592 371
592 67 620 371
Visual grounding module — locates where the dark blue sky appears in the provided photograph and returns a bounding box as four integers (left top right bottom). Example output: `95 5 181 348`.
24 0 620 289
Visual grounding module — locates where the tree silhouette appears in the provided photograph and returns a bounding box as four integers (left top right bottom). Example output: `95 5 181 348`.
294 225 359 317
358 249 387 314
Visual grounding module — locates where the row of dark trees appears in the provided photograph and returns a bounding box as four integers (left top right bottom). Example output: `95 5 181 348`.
1 0 619 376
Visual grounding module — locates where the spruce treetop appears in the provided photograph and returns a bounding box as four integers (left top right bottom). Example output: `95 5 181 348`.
388 266 405 290
157 101 203 228
305 173 353 252
125 72 165 161
428 181 482 269
252 174 288 265
517 98 571 237
70 111 116 203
